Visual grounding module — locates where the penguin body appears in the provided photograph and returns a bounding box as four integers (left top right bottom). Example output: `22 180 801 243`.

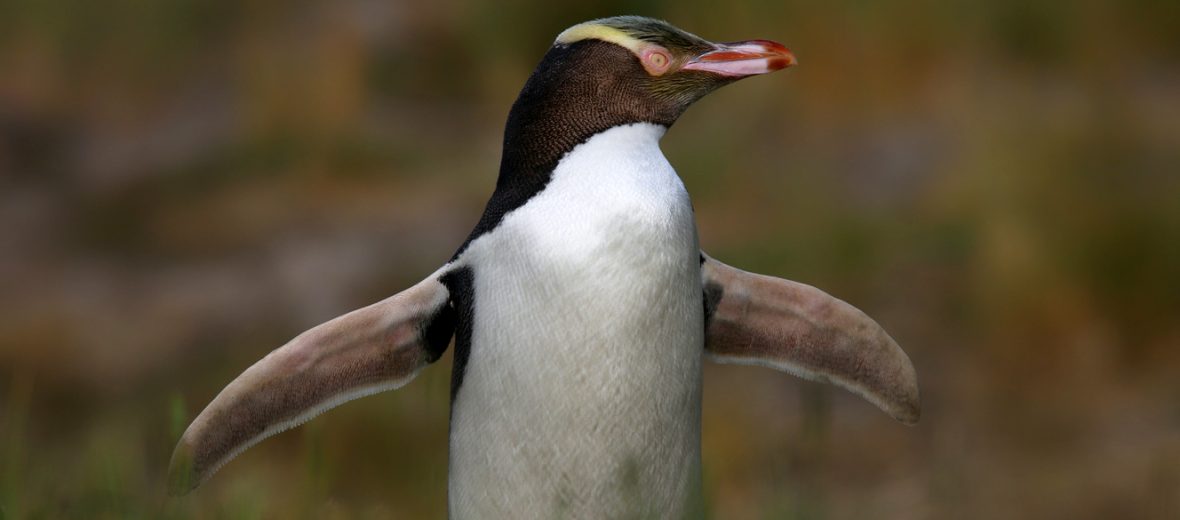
448 123 702 516
169 16 920 519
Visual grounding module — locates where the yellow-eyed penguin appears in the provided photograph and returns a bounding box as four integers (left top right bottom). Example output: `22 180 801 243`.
169 16 920 518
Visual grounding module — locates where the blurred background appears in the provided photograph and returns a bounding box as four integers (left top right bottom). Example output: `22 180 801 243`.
1 0 1178 518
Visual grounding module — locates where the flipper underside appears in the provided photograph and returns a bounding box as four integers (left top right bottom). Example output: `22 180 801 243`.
168 270 456 494
701 252 920 425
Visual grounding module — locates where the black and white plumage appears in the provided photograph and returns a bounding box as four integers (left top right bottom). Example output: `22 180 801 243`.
169 16 919 518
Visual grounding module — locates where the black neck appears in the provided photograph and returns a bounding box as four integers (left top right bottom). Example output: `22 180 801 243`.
451 40 682 259
499 41 680 177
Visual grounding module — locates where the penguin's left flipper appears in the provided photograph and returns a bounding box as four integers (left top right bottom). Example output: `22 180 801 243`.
167 269 456 495
701 253 920 425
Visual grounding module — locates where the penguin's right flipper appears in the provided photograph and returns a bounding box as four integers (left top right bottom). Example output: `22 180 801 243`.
701 253 920 425
167 269 457 495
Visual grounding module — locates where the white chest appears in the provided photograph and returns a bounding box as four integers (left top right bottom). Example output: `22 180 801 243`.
449 123 705 518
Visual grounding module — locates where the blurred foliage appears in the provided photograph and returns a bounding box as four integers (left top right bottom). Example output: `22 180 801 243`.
1 0 1178 518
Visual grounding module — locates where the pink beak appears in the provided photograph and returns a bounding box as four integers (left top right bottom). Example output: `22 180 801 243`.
682 39 797 77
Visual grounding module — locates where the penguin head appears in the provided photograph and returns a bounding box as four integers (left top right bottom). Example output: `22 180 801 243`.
545 16 796 124
498 17 794 175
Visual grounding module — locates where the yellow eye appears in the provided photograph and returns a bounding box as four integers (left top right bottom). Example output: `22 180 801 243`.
642 48 672 75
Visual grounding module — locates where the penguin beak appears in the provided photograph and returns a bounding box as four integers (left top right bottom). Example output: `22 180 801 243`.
682 40 797 77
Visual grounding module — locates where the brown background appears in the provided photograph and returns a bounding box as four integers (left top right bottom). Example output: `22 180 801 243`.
1 1 1178 518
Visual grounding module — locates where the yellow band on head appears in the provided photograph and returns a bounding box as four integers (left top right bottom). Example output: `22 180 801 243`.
555 22 645 53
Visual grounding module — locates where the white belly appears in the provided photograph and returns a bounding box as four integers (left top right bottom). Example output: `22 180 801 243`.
449 124 704 518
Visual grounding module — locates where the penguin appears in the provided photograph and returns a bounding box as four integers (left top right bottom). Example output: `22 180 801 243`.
169 15 920 518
